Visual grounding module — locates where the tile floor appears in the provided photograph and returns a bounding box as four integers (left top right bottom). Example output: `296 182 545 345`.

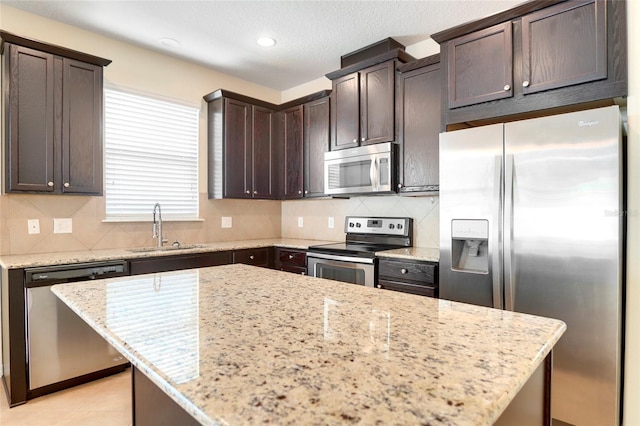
0 370 131 426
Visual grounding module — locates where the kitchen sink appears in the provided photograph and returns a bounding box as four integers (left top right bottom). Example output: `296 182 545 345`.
127 244 206 253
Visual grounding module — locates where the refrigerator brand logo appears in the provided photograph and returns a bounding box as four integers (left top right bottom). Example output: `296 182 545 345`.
578 120 600 127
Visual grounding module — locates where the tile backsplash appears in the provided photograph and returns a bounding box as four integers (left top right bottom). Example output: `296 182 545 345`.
281 195 439 248
0 193 439 255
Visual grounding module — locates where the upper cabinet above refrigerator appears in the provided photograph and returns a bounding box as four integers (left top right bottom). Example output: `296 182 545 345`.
431 0 627 126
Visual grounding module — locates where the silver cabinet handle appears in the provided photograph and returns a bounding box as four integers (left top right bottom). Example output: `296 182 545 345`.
522 80 530 88
288 254 294 260
64 182 70 188
352 139 357 143
249 255 255 260
401 268 408 274
304 190 308 195
361 137 365 142
504 84 511 91
376 284 382 289
297 190 302 195
253 191 257 195
397 183 403 189
47 181 54 187
245 190 250 194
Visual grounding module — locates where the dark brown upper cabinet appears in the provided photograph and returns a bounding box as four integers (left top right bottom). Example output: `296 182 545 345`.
326 49 414 150
396 55 441 194
280 105 304 199
432 0 627 126
303 95 330 198
205 90 278 199
2 32 110 195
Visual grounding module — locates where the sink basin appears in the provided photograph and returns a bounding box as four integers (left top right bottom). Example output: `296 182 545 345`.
127 244 206 253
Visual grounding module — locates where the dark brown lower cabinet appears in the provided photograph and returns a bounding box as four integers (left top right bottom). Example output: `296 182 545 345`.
129 251 233 275
274 248 307 274
377 258 438 297
233 247 274 268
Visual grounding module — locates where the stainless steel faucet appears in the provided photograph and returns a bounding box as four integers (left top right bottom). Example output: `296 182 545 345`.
152 203 168 247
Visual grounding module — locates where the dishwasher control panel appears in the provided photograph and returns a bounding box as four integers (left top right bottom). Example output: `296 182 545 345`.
25 260 128 284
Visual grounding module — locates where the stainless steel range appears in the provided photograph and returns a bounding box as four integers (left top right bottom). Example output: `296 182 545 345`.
307 216 413 287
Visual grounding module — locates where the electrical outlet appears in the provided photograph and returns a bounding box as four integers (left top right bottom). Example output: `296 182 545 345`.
221 216 232 228
53 218 72 234
328 217 335 229
297 217 304 228
28 219 40 235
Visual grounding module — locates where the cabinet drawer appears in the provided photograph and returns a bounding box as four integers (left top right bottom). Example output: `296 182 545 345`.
277 249 306 267
280 265 307 275
233 248 270 266
377 279 437 298
378 259 436 283
129 252 232 275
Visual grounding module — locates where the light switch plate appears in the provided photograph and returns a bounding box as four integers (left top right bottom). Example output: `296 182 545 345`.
53 218 72 234
28 219 40 235
221 216 232 228
297 217 304 228
328 217 335 229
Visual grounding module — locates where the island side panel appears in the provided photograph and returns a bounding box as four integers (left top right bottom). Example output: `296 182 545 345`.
132 366 200 426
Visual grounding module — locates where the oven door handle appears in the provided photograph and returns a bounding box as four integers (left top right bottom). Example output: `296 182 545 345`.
306 252 375 264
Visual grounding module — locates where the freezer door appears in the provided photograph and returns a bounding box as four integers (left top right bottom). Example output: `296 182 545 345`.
505 106 622 426
439 123 504 308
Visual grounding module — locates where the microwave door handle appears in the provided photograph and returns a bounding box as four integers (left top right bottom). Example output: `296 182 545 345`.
369 157 377 190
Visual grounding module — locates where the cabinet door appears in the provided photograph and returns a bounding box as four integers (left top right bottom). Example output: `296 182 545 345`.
252 106 276 199
6 44 55 192
303 97 330 197
330 72 359 150
360 61 395 145
397 63 441 193
223 98 252 198
282 105 304 199
62 58 103 194
447 22 513 108
521 0 606 95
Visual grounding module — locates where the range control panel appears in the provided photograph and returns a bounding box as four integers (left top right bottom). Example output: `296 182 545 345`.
345 216 412 237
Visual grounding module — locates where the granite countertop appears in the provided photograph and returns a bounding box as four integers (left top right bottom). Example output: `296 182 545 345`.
0 238 338 269
375 247 440 262
52 264 565 426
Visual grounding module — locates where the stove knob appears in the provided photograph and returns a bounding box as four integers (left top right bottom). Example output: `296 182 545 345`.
356 223 362 228
389 224 395 229
397 224 403 230
349 222 355 228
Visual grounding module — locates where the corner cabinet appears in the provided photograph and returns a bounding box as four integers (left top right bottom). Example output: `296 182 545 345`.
205 90 278 199
326 49 414 150
1 32 111 194
396 55 441 193
432 0 627 125
276 91 331 199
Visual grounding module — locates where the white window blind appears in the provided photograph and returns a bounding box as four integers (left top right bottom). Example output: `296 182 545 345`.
104 89 199 220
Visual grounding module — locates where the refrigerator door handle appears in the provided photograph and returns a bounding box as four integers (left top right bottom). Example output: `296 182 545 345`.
492 155 504 309
504 154 515 311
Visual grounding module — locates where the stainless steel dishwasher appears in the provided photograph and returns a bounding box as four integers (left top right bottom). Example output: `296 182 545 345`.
24 261 129 392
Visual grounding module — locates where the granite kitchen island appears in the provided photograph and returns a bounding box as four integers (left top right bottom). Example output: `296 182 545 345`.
51 264 565 425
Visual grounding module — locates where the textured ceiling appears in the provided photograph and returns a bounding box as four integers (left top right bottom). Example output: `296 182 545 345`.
3 0 524 91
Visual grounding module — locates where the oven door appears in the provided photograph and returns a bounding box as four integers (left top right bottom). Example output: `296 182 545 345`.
306 253 376 287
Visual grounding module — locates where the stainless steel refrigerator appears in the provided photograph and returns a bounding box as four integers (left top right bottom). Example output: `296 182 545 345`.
439 105 624 426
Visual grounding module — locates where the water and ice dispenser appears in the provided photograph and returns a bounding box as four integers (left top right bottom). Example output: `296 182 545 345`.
450 219 489 274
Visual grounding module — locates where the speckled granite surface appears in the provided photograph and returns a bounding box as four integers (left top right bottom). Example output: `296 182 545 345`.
0 238 337 269
52 264 565 426
376 247 440 262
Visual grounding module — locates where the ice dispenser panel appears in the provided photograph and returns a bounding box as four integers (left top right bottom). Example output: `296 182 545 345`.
451 219 489 274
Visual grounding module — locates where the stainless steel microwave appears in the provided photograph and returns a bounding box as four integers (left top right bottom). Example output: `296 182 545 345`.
324 142 396 196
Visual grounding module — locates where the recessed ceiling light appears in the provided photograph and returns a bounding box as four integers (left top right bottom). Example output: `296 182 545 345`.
257 37 276 48
159 38 180 48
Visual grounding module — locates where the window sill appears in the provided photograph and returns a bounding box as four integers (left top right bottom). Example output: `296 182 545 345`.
102 217 205 223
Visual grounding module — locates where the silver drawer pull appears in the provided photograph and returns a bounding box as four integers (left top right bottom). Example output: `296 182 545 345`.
376 284 382 288
522 80 530 88
401 268 408 274
503 84 511 91
288 254 294 260
249 255 255 260
47 181 54 187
